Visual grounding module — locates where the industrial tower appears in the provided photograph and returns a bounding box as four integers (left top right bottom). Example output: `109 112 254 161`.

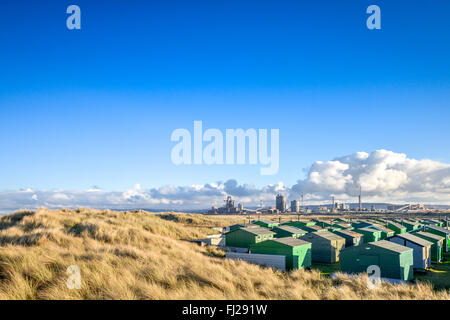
358 186 362 212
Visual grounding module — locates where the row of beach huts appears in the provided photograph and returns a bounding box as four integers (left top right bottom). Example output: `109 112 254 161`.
212 217 450 282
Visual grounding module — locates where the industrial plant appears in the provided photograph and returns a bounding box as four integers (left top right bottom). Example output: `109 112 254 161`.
208 196 244 214
207 191 443 216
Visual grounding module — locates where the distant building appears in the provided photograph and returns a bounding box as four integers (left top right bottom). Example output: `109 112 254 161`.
333 201 347 212
260 207 279 214
291 200 300 213
317 206 329 213
387 204 406 211
208 196 241 214
387 204 425 212
276 194 287 213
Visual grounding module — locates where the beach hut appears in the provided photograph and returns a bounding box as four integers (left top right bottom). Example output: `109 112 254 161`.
368 224 395 240
272 225 307 238
387 222 407 235
427 220 438 226
331 229 363 248
250 238 312 270
226 224 245 232
252 220 279 228
351 220 374 229
333 218 349 223
332 223 354 230
424 225 450 252
225 227 275 248
424 219 443 227
439 219 449 228
356 227 382 243
401 220 421 232
300 231 345 263
312 219 333 228
414 231 445 263
340 240 414 281
301 225 326 233
389 233 432 270
282 220 316 228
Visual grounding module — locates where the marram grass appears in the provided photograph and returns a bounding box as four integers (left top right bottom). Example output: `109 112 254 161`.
0 208 448 300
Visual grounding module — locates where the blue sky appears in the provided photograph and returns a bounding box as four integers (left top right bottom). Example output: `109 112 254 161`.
0 0 449 194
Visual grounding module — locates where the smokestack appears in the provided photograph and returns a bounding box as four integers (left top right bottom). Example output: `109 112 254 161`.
358 185 362 212
331 196 335 213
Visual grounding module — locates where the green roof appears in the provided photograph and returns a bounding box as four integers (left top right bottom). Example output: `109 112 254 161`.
228 223 244 228
371 240 412 253
272 237 311 247
312 219 330 224
393 233 433 247
252 220 278 225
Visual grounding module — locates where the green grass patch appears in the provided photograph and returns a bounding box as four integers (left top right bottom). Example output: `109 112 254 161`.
310 262 341 276
415 252 450 290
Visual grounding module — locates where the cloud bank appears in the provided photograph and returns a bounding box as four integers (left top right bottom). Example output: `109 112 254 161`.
291 150 450 204
1 150 449 212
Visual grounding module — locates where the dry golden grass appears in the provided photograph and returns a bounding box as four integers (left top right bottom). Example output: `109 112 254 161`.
0 208 448 300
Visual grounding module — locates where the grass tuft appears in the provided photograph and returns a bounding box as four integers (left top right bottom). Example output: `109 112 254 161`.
0 208 448 300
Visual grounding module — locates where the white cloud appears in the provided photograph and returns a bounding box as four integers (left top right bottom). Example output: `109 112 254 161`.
0 150 449 212
291 149 450 204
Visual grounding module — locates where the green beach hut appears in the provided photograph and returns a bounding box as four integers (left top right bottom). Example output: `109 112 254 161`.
368 224 395 240
282 220 316 228
424 225 450 252
414 231 445 263
272 225 307 238
300 231 346 263
387 221 407 235
340 240 414 281
356 227 382 243
252 220 279 228
225 227 275 248
250 238 312 270
331 229 363 248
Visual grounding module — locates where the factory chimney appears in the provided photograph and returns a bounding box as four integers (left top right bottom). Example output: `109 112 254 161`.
331 196 335 213
358 185 362 212
301 194 304 213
